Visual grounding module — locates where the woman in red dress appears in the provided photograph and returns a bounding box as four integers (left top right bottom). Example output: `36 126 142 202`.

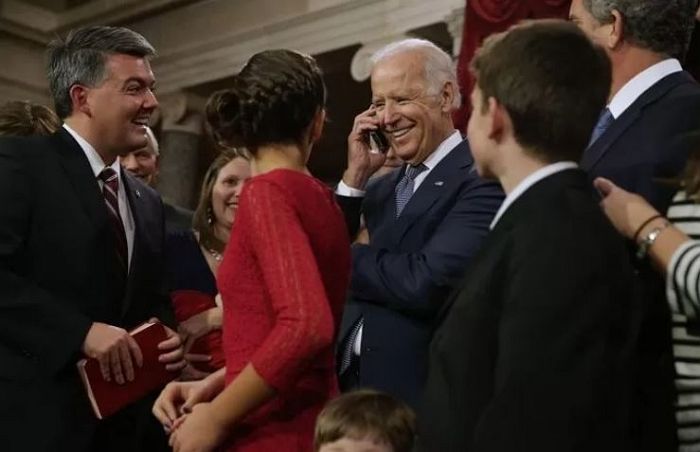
153 49 351 452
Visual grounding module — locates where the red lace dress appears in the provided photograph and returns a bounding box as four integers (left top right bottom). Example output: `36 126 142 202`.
216 169 351 451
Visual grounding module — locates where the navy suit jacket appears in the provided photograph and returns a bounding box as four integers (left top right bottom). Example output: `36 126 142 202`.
581 70 700 451
336 139 504 408
0 128 172 452
582 71 700 212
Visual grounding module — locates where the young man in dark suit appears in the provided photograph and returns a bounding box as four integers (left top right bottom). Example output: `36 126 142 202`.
418 20 642 451
0 26 185 452
334 39 504 409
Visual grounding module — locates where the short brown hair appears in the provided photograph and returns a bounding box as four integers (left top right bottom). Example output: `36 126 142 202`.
0 101 60 136
471 19 611 162
314 390 415 452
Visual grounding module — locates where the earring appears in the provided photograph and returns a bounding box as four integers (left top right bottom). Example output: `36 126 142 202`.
207 207 214 226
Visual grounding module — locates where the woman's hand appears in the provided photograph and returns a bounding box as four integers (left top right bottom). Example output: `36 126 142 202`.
152 369 224 430
178 307 222 353
594 177 660 240
169 402 228 452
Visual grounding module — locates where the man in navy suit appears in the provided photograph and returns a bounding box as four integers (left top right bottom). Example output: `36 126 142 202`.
570 0 700 211
335 38 504 408
570 2 700 449
0 26 185 451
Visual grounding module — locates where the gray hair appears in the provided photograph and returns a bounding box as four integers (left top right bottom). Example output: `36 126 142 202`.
145 126 159 156
371 38 461 109
47 26 156 119
582 0 697 58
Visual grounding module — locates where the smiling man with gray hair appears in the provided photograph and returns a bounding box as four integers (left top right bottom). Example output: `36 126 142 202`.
334 38 504 408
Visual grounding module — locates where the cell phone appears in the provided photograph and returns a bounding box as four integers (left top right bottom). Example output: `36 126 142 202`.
368 130 390 153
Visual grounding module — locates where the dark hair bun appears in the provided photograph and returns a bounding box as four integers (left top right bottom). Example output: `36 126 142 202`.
205 49 326 152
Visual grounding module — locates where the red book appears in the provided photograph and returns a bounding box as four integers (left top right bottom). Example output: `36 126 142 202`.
77 322 178 419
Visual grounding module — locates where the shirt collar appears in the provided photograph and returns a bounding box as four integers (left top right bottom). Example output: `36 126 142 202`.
62 123 121 178
489 161 578 230
608 58 682 118
420 130 462 170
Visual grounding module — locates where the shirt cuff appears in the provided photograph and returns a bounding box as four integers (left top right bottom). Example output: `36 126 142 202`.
336 180 366 197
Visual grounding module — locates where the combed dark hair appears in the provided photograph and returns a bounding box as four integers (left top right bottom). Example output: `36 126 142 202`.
314 390 415 452
471 19 612 163
582 0 697 58
0 100 60 136
47 26 155 119
192 149 249 253
205 49 326 154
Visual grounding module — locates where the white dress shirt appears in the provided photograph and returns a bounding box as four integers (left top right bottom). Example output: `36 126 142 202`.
608 58 682 119
338 130 464 356
490 162 579 230
337 130 463 196
63 124 135 269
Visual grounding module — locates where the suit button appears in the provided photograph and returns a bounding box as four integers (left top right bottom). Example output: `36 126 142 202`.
363 346 373 353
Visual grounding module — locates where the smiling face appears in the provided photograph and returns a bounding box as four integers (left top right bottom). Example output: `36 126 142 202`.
370 51 454 165
83 53 158 159
210 157 251 231
121 143 158 186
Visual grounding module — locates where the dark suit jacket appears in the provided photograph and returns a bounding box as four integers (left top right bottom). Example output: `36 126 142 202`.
582 70 700 212
418 169 640 452
581 70 700 450
0 128 173 452
163 201 193 234
335 139 504 408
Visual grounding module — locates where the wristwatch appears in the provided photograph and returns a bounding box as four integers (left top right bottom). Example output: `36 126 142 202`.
636 221 670 260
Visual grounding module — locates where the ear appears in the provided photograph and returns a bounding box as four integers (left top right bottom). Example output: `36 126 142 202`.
439 81 456 113
486 96 507 142
309 108 326 144
607 9 624 49
69 84 92 117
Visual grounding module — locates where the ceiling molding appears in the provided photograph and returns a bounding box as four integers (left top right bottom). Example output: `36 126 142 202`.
152 0 464 93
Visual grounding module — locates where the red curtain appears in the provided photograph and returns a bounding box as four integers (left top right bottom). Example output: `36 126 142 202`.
453 0 571 132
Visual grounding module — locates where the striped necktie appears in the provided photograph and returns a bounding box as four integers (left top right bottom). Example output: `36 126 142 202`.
395 163 427 217
98 167 128 274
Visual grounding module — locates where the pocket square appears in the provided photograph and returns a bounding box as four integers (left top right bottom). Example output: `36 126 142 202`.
434 181 444 186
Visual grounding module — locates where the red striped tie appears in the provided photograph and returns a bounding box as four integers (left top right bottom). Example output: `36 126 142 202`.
98 168 128 274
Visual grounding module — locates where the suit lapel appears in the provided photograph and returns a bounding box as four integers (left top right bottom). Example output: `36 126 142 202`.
53 129 109 228
581 71 694 171
393 140 473 242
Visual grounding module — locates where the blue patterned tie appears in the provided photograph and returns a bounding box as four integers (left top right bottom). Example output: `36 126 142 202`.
395 163 427 217
588 108 614 147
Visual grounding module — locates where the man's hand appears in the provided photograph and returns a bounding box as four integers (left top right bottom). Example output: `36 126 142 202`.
82 322 143 385
151 318 187 372
343 106 388 190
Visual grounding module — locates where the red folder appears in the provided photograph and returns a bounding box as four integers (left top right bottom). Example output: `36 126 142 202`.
77 322 178 419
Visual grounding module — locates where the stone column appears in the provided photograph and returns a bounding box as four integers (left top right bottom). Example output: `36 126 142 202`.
350 34 410 82
155 91 204 210
445 6 465 58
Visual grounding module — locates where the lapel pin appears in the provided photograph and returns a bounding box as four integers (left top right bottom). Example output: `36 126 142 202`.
135 189 141 198
434 181 444 186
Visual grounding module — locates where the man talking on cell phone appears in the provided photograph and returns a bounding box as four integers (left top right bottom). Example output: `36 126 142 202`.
334 38 504 409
